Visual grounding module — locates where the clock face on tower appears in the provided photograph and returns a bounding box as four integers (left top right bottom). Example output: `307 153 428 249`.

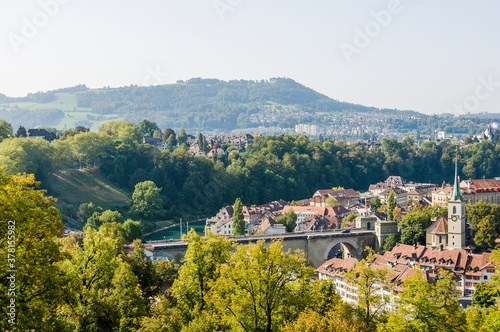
451 215 458 222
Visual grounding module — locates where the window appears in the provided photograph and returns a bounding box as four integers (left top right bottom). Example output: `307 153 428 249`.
453 206 456 214
487 268 495 273
484 276 488 280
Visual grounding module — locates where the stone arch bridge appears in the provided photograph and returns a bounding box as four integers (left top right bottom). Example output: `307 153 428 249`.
149 230 376 268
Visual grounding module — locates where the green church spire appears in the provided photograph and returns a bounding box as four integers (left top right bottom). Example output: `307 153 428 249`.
451 155 462 201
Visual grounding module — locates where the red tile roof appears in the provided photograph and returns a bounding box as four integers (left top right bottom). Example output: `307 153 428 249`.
426 217 448 235
462 179 500 193
317 257 358 276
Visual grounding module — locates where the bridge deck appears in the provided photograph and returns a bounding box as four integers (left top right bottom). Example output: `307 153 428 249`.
148 229 375 250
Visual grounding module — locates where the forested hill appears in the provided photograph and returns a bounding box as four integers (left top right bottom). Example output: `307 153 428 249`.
0 78 420 130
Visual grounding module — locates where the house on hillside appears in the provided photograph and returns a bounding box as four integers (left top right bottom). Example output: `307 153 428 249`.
431 178 500 207
407 188 427 201
27 128 56 142
242 200 289 225
296 215 339 232
143 136 165 149
369 176 408 196
207 200 289 236
205 206 234 236
282 206 339 223
206 148 225 158
379 187 407 206
310 188 360 207
254 214 286 235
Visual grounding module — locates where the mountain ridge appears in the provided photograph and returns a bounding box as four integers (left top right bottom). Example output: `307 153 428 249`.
0 77 423 131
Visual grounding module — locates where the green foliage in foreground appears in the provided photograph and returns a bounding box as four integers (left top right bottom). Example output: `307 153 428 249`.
1 172 500 332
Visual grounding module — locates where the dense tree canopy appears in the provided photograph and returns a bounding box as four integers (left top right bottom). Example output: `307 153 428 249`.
467 202 500 247
131 181 164 220
0 172 67 331
210 240 315 332
0 119 498 224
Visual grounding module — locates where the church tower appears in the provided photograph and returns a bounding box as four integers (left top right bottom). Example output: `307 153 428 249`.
447 157 466 249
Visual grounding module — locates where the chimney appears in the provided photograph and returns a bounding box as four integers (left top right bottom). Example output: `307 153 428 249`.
413 244 417 251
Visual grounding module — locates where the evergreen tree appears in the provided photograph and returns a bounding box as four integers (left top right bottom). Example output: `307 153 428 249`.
16 125 27 137
166 134 177 152
178 128 188 145
197 133 203 149
232 198 245 236
387 191 397 221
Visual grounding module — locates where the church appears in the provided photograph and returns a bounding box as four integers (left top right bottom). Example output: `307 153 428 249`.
426 158 467 249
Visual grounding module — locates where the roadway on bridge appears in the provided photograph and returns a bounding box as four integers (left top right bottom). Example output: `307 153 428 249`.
147 229 375 249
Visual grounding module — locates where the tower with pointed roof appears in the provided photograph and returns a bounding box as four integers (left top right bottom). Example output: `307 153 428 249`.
447 156 466 249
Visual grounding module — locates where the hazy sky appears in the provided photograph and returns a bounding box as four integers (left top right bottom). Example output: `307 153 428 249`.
1 0 499 115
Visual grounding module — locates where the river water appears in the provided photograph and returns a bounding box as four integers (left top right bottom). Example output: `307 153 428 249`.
144 220 206 241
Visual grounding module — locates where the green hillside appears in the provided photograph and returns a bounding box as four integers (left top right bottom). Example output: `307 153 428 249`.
0 78 420 131
48 167 132 209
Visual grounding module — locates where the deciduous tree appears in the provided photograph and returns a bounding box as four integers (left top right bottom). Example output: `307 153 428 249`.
370 196 382 210
126 240 177 307
210 240 315 332
171 230 233 320
378 269 465 332
326 196 339 207
346 249 391 331
122 219 143 243
131 181 164 220
0 119 13 141
0 172 68 331
276 208 297 232
138 119 160 137
467 202 500 248
59 223 147 331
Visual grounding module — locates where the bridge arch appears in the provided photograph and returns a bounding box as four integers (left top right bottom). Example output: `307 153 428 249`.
324 238 360 260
